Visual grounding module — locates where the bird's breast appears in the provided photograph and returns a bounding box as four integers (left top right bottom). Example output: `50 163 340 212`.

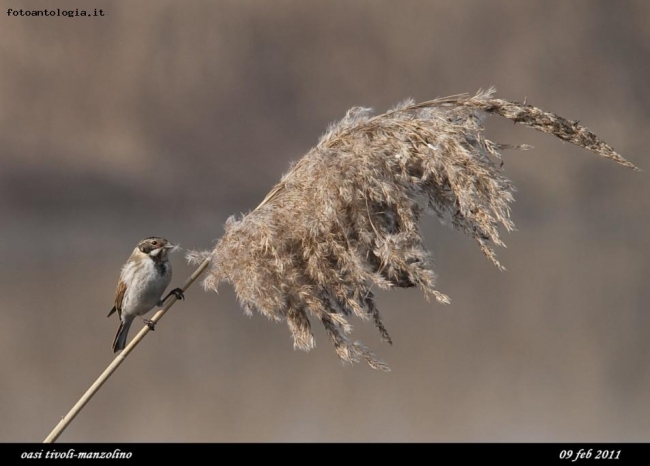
119 258 172 315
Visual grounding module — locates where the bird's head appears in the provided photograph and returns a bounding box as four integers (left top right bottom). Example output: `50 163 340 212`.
136 237 176 260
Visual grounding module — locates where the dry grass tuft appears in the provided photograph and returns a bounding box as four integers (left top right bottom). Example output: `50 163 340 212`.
188 88 638 370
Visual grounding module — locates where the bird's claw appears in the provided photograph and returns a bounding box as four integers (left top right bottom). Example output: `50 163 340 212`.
169 288 185 301
142 318 156 330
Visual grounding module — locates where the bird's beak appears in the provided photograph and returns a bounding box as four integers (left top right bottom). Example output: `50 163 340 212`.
164 243 179 252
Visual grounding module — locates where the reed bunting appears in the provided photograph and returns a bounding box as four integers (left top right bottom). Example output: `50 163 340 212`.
108 237 184 352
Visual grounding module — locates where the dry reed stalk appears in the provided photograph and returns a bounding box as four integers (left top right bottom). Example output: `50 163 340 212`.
189 88 638 370
43 258 211 443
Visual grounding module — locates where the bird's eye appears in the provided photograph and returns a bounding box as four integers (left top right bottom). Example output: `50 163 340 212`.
152 240 158 246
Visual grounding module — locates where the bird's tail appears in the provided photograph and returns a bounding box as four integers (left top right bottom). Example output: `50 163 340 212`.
112 319 133 353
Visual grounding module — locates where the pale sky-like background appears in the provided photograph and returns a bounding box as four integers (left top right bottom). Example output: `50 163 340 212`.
1 0 649 442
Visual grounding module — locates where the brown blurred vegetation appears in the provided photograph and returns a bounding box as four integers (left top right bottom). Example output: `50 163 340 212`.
0 0 648 441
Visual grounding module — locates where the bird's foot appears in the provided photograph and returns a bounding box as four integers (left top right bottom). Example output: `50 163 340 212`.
162 287 185 303
142 318 156 330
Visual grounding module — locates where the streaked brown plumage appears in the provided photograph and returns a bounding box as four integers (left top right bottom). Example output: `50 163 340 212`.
108 237 184 352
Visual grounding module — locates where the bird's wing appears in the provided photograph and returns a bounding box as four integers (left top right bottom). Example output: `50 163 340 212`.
107 280 127 318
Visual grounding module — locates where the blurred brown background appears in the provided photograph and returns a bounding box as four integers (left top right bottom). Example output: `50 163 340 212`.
1 0 648 442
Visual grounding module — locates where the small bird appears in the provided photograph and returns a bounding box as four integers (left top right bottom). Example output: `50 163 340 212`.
107 237 184 352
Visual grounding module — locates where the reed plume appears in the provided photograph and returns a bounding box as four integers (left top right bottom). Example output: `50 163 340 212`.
188 88 638 370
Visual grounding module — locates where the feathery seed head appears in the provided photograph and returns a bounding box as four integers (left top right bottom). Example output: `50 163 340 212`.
189 89 637 370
